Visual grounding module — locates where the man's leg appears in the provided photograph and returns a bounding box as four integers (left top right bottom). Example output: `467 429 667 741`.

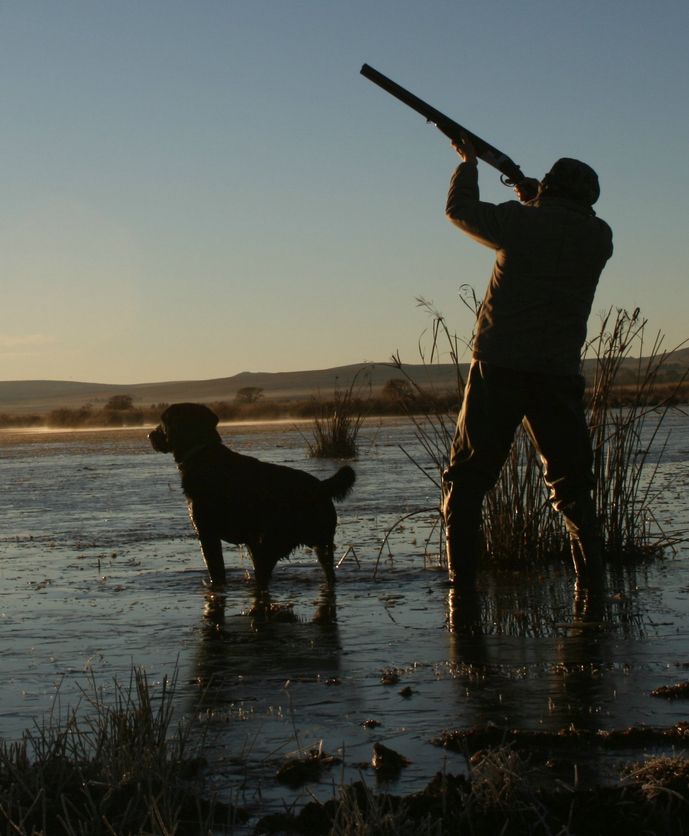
559 494 604 590
523 374 604 589
443 362 525 588
442 481 484 588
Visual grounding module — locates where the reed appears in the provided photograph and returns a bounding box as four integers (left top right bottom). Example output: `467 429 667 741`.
482 429 569 563
306 371 370 459
586 307 688 558
390 299 687 567
388 297 468 483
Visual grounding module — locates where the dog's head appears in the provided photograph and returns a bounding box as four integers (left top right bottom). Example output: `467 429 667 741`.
148 402 221 462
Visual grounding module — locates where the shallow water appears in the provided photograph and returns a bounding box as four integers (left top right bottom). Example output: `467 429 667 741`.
2 415 689 824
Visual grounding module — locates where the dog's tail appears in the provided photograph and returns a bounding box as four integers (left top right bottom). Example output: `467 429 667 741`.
320 465 356 501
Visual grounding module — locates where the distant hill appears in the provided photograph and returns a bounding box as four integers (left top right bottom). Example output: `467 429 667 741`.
0 362 462 415
2 347 689 415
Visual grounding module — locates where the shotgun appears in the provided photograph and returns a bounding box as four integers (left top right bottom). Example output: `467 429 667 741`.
360 63 534 196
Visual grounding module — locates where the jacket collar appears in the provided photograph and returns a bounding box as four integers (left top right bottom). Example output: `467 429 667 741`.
533 195 597 217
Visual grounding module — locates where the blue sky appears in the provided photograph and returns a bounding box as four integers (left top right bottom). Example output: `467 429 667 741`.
1 0 687 383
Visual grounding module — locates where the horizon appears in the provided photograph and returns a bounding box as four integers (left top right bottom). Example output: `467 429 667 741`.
3 341 689 392
0 357 420 388
2 2 688 384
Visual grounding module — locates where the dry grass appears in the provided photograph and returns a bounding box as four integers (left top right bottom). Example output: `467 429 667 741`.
0 667 243 835
624 755 689 804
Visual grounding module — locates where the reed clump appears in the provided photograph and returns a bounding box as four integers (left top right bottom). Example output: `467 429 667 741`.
0 667 243 835
391 297 688 567
306 373 369 459
587 307 688 558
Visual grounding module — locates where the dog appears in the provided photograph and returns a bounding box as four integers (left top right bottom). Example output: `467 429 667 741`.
148 403 355 590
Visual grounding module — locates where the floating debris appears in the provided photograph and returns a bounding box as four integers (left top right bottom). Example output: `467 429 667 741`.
276 746 341 788
371 742 411 777
380 668 400 685
434 722 689 754
624 755 689 801
651 682 689 699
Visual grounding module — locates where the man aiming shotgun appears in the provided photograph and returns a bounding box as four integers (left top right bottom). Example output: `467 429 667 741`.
361 65 613 592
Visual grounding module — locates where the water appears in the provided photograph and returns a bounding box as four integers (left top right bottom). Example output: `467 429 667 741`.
2 414 689 823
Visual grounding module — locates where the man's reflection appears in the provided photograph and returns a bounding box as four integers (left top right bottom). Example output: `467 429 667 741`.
444 568 648 788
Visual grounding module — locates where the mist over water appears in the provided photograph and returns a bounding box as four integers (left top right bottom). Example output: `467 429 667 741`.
2 416 689 819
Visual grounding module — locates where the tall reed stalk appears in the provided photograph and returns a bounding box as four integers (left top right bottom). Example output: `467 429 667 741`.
389 297 467 487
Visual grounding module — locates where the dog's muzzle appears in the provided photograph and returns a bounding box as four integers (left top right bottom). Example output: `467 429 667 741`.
148 425 172 453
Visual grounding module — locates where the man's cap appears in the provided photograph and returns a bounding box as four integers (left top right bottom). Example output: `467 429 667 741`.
541 158 600 205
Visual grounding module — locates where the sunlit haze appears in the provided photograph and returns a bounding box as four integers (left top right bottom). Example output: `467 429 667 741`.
2 1 687 384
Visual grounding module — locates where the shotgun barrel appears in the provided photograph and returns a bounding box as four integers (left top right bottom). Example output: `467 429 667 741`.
360 63 527 188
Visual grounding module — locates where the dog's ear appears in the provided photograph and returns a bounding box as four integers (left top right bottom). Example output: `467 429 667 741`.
162 403 219 430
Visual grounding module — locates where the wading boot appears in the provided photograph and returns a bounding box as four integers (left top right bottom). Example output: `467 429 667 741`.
442 478 484 590
560 496 605 593
447 587 482 635
445 523 480 590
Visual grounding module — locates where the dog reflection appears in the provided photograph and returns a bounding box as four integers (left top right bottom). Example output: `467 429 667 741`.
191 585 342 713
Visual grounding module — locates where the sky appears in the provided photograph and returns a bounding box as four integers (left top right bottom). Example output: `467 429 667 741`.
1 0 688 384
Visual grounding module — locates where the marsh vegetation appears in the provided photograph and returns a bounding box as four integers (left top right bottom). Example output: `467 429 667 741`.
6 667 689 835
0 669 243 835
304 372 370 459
387 300 689 566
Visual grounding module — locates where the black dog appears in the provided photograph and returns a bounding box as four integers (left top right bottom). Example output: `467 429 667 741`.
148 403 355 590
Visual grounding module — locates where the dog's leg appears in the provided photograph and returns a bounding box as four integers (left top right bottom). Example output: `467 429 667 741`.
198 536 227 587
315 543 336 588
249 542 280 592
313 584 337 624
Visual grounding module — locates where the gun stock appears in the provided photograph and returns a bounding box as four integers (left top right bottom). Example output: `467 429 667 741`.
360 63 527 189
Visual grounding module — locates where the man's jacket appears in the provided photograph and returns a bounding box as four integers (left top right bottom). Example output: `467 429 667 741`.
446 161 613 376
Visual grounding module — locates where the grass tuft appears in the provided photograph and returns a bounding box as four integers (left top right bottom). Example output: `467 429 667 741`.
306 372 369 459
0 667 245 835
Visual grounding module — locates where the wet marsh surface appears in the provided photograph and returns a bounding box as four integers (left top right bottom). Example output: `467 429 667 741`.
2 416 689 825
